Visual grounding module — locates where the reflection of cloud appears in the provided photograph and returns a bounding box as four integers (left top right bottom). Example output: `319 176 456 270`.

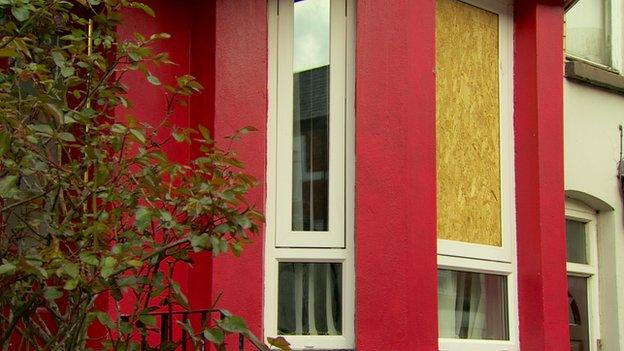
294 0 330 73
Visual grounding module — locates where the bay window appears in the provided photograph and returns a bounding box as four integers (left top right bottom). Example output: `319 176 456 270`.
435 0 517 349
266 0 355 349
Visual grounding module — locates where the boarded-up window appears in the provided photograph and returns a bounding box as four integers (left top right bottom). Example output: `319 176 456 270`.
436 0 502 246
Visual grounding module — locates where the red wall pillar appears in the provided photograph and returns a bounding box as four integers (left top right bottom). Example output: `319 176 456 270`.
210 0 268 343
514 1 569 349
187 0 217 310
355 0 438 349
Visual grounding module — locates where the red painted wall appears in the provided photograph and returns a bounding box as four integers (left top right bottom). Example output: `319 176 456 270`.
355 0 438 349
514 1 569 350
187 0 217 310
117 1 194 316
210 0 268 345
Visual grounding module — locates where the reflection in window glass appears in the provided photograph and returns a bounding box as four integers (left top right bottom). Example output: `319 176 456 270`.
278 262 342 335
292 0 331 231
438 270 509 340
567 276 590 351
566 219 587 264
565 0 610 66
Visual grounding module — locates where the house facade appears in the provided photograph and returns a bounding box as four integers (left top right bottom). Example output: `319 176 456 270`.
115 0 596 349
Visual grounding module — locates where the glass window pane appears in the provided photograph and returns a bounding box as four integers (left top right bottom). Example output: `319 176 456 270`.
438 269 509 340
565 0 610 66
292 0 330 231
568 276 590 351
278 262 342 335
566 219 587 264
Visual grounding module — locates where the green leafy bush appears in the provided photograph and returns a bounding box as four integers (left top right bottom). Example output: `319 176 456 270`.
0 1 290 350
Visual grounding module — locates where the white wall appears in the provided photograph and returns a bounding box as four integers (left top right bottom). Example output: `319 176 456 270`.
565 78 624 351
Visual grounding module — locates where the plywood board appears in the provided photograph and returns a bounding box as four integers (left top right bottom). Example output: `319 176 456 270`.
436 0 502 246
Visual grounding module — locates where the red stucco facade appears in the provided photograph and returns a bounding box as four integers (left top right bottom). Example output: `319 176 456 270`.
119 0 568 349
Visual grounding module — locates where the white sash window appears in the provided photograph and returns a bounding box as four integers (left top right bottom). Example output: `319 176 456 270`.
266 0 355 349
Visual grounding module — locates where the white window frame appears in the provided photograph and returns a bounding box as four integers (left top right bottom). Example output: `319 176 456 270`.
566 200 601 351
436 0 515 264
564 0 622 72
265 0 355 349
436 0 518 349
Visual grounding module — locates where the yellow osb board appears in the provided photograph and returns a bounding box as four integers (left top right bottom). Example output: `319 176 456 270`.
436 0 502 246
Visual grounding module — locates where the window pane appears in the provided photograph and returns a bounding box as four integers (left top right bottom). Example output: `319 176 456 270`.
438 270 509 340
568 276 590 351
566 219 587 264
292 0 330 231
278 263 342 335
565 0 610 66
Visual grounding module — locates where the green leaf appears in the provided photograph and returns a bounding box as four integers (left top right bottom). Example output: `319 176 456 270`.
61 66 75 77
139 314 156 327
217 316 248 333
147 74 161 86
44 287 63 301
111 123 127 134
170 282 189 309
0 175 18 197
203 328 224 344
231 242 243 257
92 311 115 329
198 125 212 142
129 2 155 17
58 132 76 142
63 262 80 279
150 33 171 40
11 6 29 22
101 257 117 279
30 124 54 135
129 128 146 143
0 262 16 276
135 207 152 231
51 51 65 67
267 336 292 350
190 234 211 252
43 103 63 123
80 253 99 266
0 132 9 156
172 130 186 142
0 49 17 58
63 279 78 290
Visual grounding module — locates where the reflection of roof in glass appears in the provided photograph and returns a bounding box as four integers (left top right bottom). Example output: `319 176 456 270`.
294 65 329 121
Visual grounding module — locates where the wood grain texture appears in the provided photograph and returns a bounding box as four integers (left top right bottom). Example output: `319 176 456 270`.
436 0 502 246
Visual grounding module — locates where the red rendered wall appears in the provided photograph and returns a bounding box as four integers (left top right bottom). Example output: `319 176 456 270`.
355 0 438 349
116 1 194 315
514 1 569 350
210 0 268 345
187 0 217 310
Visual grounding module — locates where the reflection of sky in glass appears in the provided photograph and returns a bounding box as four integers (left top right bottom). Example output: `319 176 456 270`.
294 0 330 73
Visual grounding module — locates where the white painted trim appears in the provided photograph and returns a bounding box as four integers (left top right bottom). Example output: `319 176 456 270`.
438 255 519 350
436 0 515 265
265 0 355 348
439 339 516 351
566 202 601 351
274 0 347 248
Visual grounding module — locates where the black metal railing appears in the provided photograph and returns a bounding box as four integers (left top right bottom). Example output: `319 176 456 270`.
122 305 262 351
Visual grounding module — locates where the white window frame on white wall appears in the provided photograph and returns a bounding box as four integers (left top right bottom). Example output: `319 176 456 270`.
564 0 622 71
565 200 601 351
266 0 355 349
436 0 518 350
